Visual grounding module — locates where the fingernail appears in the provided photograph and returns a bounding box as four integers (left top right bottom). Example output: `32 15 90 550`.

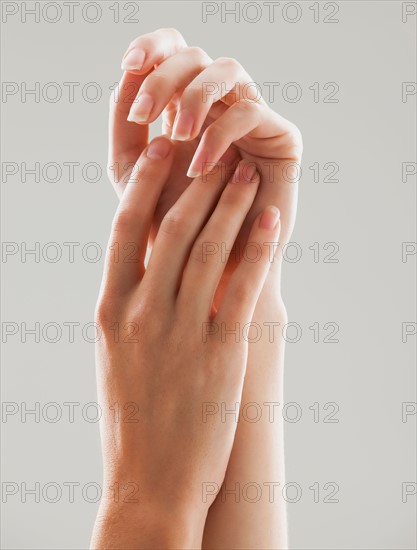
259 206 280 230
122 48 145 71
146 138 172 160
187 167 201 178
127 93 154 123
187 143 209 178
171 109 194 141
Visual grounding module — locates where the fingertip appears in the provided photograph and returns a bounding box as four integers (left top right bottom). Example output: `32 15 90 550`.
121 47 146 71
186 167 201 178
146 137 173 160
128 93 154 124
127 112 146 124
259 206 280 231
171 109 195 141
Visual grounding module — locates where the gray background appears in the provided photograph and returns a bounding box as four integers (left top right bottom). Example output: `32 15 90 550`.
1 1 416 548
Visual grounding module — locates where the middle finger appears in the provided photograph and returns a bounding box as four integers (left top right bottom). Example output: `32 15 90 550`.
127 47 212 125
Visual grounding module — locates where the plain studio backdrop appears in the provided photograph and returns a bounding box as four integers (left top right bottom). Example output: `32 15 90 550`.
1 1 416 548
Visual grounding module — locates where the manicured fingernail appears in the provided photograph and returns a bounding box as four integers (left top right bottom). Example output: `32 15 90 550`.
127 93 154 123
259 206 280 230
171 109 194 141
146 138 172 160
122 48 145 71
187 167 201 178
187 143 209 178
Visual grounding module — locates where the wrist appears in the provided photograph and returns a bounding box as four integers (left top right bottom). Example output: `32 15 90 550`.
92 474 207 549
91 500 204 549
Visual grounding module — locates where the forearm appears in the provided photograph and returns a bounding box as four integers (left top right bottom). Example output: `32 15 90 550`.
203 284 288 550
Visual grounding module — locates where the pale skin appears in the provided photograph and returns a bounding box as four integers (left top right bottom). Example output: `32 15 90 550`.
92 28 302 549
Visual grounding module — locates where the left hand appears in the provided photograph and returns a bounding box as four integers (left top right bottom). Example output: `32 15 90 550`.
109 28 302 300
92 139 282 548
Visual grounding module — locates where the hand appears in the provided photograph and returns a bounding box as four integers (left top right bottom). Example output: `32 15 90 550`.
109 28 301 301
91 137 282 549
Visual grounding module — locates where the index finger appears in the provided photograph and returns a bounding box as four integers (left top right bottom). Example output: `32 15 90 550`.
109 28 187 197
121 27 187 74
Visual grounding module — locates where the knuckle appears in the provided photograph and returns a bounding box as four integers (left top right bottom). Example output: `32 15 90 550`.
129 35 150 53
190 240 216 265
107 162 129 195
181 83 205 106
220 186 245 208
130 157 152 180
135 35 151 51
145 71 172 92
111 209 135 234
160 209 188 236
287 123 303 159
238 97 261 117
292 123 303 147
291 122 302 140
95 296 118 328
215 56 241 72
161 26 180 36
95 297 149 342
159 27 186 46
187 46 211 67
127 155 150 184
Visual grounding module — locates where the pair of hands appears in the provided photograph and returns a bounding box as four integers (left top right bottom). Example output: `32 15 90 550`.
92 28 302 549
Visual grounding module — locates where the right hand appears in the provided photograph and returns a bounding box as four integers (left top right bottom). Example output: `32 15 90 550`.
92 137 282 549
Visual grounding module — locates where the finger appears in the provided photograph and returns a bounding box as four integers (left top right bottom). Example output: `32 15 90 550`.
121 28 187 74
108 70 150 197
102 137 174 295
187 99 262 178
177 161 260 321
142 152 240 301
186 99 300 178
217 207 281 325
162 98 181 134
171 56 258 142
127 47 212 125
163 98 228 136
110 28 188 196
